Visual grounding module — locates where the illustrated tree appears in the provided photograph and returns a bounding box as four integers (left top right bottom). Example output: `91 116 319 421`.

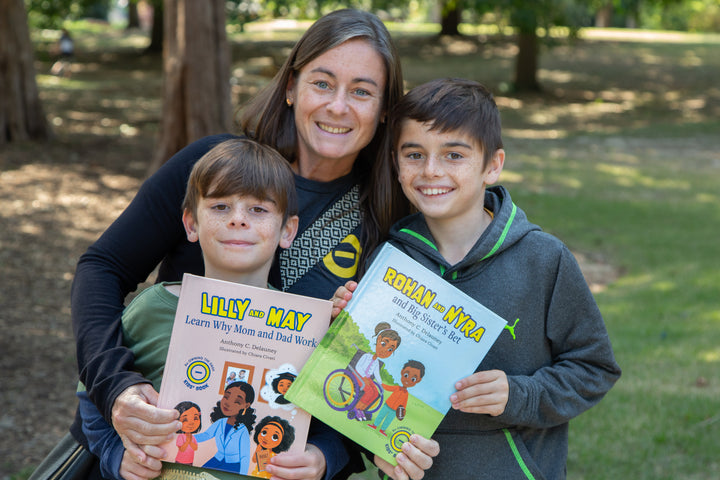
0 0 50 143
151 0 232 171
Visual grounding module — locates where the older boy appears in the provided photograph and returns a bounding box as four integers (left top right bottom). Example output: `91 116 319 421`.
336 78 621 480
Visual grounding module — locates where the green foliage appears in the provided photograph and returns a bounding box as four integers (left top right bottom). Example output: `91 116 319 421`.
226 0 262 30
641 0 720 32
26 0 113 29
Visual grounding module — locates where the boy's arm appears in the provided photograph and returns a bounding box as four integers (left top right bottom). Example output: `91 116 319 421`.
498 247 622 428
77 390 130 480
78 391 165 480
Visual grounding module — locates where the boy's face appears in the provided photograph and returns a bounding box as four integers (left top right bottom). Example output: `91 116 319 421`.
396 120 504 231
400 366 422 388
183 193 298 281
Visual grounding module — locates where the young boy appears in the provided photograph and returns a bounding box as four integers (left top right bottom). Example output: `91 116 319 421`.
369 360 425 435
335 78 621 479
76 138 301 480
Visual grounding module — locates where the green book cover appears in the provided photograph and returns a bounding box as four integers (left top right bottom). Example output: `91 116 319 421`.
286 244 507 465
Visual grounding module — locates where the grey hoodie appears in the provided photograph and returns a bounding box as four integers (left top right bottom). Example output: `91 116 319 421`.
386 185 621 480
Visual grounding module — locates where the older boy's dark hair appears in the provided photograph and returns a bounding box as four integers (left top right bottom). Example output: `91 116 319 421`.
182 138 298 224
390 78 503 168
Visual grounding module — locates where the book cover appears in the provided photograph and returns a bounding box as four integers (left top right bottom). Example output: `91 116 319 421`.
157 273 332 478
285 244 507 465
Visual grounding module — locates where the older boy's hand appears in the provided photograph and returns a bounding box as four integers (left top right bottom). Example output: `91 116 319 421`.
375 434 439 480
264 442 326 480
330 280 357 319
112 383 180 462
119 448 162 480
450 370 509 416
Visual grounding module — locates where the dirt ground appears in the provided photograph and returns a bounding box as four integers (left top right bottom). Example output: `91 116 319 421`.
0 135 154 479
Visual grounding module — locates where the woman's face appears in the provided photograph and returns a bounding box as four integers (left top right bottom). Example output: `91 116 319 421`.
221 386 249 418
286 38 386 180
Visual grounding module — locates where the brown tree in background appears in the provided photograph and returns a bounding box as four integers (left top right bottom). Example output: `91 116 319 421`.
151 0 231 171
0 0 50 144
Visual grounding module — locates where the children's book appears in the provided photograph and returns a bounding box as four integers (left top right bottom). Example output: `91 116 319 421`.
157 273 332 478
285 244 507 466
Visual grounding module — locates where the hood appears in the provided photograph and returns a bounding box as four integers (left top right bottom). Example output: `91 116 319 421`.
387 185 541 279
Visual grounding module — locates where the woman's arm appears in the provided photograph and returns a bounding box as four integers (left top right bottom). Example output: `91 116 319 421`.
72 134 238 422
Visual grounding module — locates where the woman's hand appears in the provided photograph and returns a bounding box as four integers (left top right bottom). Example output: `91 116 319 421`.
374 434 439 480
264 443 326 480
112 383 181 462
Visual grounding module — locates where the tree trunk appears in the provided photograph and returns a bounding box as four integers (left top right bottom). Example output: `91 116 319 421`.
514 30 540 92
512 7 541 93
0 0 50 144
439 1 461 36
595 2 614 28
146 0 164 53
126 0 140 30
151 0 231 171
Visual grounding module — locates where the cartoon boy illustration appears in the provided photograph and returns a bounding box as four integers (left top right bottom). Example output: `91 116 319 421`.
251 416 295 478
174 401 202 465
369 360 425 435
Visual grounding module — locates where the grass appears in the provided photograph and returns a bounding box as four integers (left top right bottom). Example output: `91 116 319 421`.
27 21 720 480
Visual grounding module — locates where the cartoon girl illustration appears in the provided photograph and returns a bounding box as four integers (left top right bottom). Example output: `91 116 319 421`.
272 372 296 405
250 416 295 478
351 322 401 420
194 381 256 475
174 401 201 465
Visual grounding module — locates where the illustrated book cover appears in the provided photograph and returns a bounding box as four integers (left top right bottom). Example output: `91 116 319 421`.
157 273 332 478
285 243 507 465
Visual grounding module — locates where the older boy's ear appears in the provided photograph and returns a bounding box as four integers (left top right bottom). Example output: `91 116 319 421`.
182 210 199 243
279 215 299 249
486 149 505 185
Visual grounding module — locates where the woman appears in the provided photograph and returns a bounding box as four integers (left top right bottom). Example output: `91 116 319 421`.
71 9 436 480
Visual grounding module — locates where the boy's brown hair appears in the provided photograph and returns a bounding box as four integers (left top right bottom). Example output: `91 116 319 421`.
390 78 503 169
182 138 298 224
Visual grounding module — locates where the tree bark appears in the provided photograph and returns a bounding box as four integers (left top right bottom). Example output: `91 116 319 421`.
126 0 140 30
595 2 614 28
151 0 231 171
511 7 541 93
439 1 461 36
514 29 540 92
0 0 50 144
146 0 164 53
